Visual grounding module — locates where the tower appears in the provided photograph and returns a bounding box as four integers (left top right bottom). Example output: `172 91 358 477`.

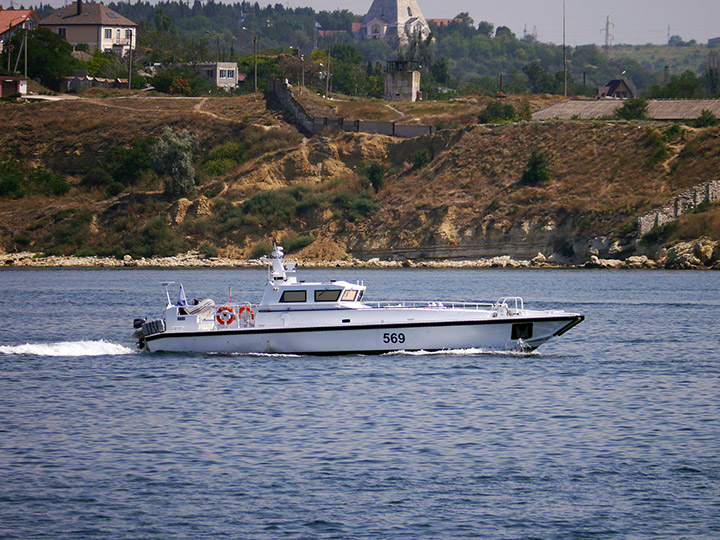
359 0 430 43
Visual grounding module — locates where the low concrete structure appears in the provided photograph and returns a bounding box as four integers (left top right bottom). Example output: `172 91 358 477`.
0 75 27 97
384 60 421 102
533 99 720 121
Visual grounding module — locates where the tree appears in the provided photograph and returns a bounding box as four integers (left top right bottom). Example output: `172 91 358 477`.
1 28 79 90
615 98 649 120
522 62 558 94
477 21 494 37
150 127 199 199
521 150 550 185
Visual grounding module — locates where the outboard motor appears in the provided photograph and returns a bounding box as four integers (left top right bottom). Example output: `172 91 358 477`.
133 318 147 329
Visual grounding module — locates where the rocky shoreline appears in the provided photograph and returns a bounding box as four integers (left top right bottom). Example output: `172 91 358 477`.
2 239 719 270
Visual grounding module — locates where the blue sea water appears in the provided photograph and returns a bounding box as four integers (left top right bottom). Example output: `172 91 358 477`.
0 267 718 539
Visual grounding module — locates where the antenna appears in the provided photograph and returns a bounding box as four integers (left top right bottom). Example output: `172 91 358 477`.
667 24 670 44
601 15 614 53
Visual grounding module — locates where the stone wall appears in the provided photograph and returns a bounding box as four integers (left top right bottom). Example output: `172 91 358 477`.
636 179 720 236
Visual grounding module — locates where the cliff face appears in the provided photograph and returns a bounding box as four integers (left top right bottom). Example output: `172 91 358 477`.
1 95 719 264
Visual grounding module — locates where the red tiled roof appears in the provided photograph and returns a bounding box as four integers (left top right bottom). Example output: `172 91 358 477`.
426 18 463 27
0 9 38 35
39 2 136 27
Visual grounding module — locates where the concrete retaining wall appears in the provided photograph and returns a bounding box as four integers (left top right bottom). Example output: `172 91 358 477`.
268 77 434 138
637 179 720 236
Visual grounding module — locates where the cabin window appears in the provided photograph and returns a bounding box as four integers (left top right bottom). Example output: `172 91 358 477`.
280 290 306 303
341 290 358 302
315 290 341 302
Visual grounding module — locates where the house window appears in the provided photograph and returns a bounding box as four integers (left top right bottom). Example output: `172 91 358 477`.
280 290 307 303
116 29 121 41
104 29 112 39
58 28 67 38
407 7 412 16
125 29 132 41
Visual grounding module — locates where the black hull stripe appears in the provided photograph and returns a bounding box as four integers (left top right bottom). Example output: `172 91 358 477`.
144 315 584 343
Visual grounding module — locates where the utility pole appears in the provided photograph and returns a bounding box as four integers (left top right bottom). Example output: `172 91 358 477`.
563 0 567 96
242 27 258 93
325 47 330 98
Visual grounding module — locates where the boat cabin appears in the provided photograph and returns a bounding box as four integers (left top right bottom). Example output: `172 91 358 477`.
259 280 365 310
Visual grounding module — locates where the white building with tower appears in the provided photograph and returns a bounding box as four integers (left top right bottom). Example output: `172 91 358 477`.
358 0 430 43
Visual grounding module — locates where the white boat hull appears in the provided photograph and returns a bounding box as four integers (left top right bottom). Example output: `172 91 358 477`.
141 314 583 354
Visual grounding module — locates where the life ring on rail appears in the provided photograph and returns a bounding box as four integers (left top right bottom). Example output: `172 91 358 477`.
238 305 255 321
216 305 236 325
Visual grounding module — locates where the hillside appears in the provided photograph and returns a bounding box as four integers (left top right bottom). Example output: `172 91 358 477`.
1 93 719 268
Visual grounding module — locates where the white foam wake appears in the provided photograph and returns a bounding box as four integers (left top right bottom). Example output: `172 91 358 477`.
384 347 539 357
0 340 135 357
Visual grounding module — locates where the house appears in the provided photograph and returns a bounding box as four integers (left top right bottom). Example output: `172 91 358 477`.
39 0 136 56
597 79 635 99
194 62 238 90
0 75 28 97
358 0 430 43
0 7 39 54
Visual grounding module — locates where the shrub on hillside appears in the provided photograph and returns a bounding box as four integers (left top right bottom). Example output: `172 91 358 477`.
615 98 649 120
478 101 516 124
694 109 718 128
0 159 69 198
520 149 550 185
414 148 432 169
358 161 386 193
150 127 198 199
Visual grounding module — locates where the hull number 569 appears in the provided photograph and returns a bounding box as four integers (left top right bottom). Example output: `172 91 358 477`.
383 332 406 344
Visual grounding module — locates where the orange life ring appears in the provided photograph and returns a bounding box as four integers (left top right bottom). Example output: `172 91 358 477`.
216 305 235 325
238 305 255 320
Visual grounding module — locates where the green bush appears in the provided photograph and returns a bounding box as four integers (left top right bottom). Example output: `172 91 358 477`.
119 217 187 258
198 242 218 258
615 98 648 120
281 232 315 253
359 161 386 193
413 148 432 169
478 101 516 123
641 221 679 246
694 109 718 128
333 191 379 221
644 128 669 167
0 160 69 197
250 241 273 259
203 158 237 176
150 126 198 199
520 149 550 185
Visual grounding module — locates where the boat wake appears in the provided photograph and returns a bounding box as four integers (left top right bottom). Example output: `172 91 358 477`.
0 340 135 357
384 347 539 357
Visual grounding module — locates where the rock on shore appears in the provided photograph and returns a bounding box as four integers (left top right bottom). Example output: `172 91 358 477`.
1 238 719 270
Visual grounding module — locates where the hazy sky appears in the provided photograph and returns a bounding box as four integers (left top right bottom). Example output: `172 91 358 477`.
286 0 720 46
4 0 718 46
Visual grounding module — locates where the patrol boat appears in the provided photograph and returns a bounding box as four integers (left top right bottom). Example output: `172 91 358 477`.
133 246 583 354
